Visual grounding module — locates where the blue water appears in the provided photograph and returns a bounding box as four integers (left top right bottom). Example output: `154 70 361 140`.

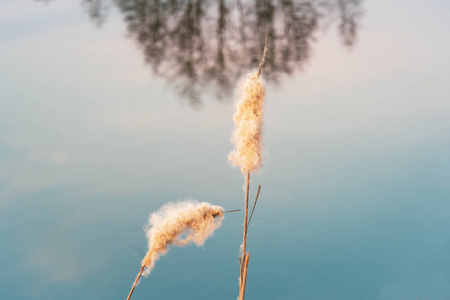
1 0 450 299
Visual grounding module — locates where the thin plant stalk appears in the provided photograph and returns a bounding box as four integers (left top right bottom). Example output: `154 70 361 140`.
239 172 250 291
127 266 145 300
240 252 250 300
248 185 261 227
241 172 250 264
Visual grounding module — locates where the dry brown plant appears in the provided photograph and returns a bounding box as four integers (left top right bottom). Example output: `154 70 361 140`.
126 201 224 300
228 30 269 300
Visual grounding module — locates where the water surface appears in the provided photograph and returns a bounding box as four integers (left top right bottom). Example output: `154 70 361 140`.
1 0 450 299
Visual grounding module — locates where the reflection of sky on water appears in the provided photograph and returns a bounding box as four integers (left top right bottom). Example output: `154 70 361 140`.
1 0 450 299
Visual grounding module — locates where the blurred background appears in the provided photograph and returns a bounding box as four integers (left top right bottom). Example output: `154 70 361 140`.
1 0 450 299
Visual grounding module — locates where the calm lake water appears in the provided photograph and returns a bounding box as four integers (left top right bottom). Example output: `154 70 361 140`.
1 1 450 299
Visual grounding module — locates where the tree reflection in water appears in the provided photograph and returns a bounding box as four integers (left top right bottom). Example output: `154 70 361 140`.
39 0 363 106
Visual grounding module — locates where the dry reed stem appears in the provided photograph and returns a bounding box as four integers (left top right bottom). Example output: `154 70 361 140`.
257 30 269 77
239 257 243 285
248 185 261 227
239 252 250 300
127 266 145 300
241 172 250 278
223 209 241 214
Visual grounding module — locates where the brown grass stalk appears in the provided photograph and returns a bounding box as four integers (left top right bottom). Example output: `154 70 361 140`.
239 252 250 300
240 172 250 279
248 185 261 227
127 266 145 300
257 31 269 77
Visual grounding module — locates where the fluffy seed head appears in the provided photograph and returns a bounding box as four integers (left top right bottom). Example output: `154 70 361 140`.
229 72 265 173
141 201 223 276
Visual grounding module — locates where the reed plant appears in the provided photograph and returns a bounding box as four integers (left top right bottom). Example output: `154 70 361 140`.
125 30 269 300
229 31 269 300
126 201 224 300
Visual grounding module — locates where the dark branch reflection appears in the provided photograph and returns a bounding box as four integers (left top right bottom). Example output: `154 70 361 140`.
38 0 363 106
